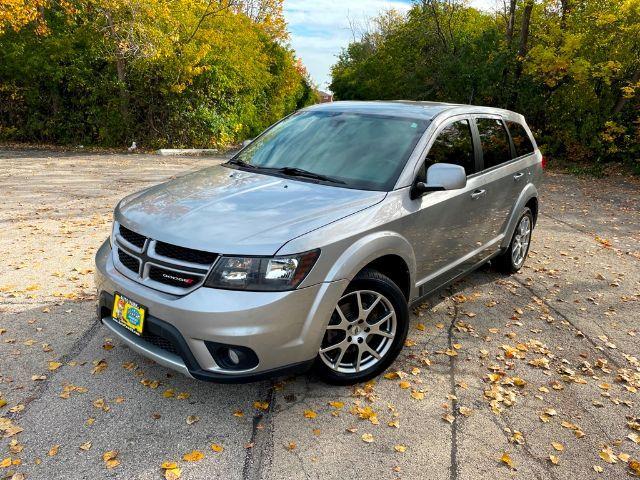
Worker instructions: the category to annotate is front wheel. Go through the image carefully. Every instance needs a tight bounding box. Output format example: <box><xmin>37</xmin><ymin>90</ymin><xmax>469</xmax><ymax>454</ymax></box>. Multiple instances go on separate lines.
<box><xmin>494</xmin><ymin>207</ymin><xmax>533</xmax><ymax>273</ymax></box>
<box><xmin>314</xmin><ymin>269</ymin><xmax>409</xmax><ymax>385</ymax></box>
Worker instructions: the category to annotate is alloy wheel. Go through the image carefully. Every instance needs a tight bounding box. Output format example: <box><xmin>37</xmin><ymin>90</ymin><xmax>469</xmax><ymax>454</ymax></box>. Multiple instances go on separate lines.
<box><xmin>512</xmin><ymin>215</ymin><xmax>531</xmax><ymax>268</ymax></box>
<box><xmin>319</xmin><ymin>289</ymin><xmax>396</xmax><ymax>374</ymax></box>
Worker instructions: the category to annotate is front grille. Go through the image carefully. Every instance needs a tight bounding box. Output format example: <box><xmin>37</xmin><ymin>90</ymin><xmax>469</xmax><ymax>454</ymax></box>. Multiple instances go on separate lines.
<box><xmin>142</xmin><ymin>330</ymin><xmax>181</xmax><ymax>357</ymax></box>
<box><xmin>119</xmin><ymin>225</ymin><xmax>146</xmax><ymax>248</ymax></box>
<box><xmin>148</xmin><ymin>265</ymin><xmax>203</xmax><ymax>288</ymax></box>
<box><xmin>155</xmin><ymin>241</ymin><xmax>218</xmax><ymax>265</ymax></box>
<box><xmin>118</xmin><ymin>249</ymin><xmax>140</xmax><ymax>274</ymax></box>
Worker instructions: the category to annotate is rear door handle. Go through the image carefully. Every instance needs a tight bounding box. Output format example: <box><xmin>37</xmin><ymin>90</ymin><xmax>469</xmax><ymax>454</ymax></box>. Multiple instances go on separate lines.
<box><xmin>470</xmin><ymin>189</ymin><xmax>486</xmax><ymax>200</ymax></box>
<box><xmin>513</xmin><ymin>172</ymin><xmax>524</xmax><ymax>181</ymax></box>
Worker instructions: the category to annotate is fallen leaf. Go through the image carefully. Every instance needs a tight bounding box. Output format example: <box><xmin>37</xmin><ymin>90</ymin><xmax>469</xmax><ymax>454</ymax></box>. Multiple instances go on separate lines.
<box><xmin>48</xmin><ymin>361</ymin><xmax>62</xmax><ymax>371</ymax></box>
<box><xmin>552</xmin><ymin>442</ymin><xmax>564</xmax><ymax>452</ymax></box>
<box><xmin>253</xmin><ymin>401</ymin><xmax>269</xmax><ymax>411</ymax></box>
<box><xmin>186</xmin><ymin>415</ymin><xmax>199</xmax><ymax>425</ymax></box>
<box><xmin>599</xmin><ymin>446</ymin><xmax>618</xmax><ymax>464</ymax></box>
<box><xmin>361</xmin><ymin>433</ymin><xmax>374</xmax><ymax>443</ymax></box>
<box><xmin>394</xmin><ymin>444</ymin><xmax>407</xmax><ymax>453</ymax></box>
<box><xmin>48</xmin><ymin>444</ymin><xmax>60</xmax><ymax>457</ymax></box>
<box><xmin>182</xmin><ymin>450</ymin><xmax>204</xmax><ymax>462</ymax></box>
<box><xmin>303</xmin><ymin>409</ymin><xmax>317</xmax><ymax>419</ymax></box>
<box><xmin>500</xmin><ymin>452</ymin><xmax>515</xmax><ymax>469</ymax></box>
<box><xmin>549</xmin><ymin>454</ymin><xmax>559</xmax><ymax>465</ymax></box>
<box><xmin>211</xmin><ymin>444</ymin><xmax>224</xmax><ymax>453</ymax></box>
<box><xmin>79</xmin><ymin>442</ymin><xmax>92</xmax><ymax>451</ymax></box>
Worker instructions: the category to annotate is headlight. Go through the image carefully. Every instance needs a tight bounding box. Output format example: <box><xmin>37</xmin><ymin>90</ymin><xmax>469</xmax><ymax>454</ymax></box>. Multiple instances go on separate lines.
<box><xmin>204</xmin><ymin>250</ymin><xmax>320</xmax><ymax>291</ymax></box>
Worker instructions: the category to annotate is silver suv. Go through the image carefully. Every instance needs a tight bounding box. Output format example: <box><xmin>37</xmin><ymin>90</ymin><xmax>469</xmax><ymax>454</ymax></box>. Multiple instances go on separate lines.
<box><xmin>95</xmin><ymin>101</ymin><xmax>543</xmax><ymax>384</ymax></box>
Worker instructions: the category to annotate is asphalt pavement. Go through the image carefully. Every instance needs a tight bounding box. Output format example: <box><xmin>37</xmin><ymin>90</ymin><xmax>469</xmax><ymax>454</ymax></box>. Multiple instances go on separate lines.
<box><xmin>0</xmin><ymin>149</ymin><xmax>638</xmax><ymax>480</ymax></box>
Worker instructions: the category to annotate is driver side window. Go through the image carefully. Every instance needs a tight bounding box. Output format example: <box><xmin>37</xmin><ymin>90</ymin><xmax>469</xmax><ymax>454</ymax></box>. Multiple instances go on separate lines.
<box><xmin>417</xmin><ymin>119</ymin><xmax>475</xmax><ymax>181</ymax></box>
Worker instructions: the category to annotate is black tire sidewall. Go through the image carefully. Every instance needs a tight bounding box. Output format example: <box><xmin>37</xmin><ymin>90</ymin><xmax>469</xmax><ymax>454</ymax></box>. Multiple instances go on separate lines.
<box><xmin>313</xmin><ymin>270</ymin><xmax>409</xmax><ymax>385</ymax></box>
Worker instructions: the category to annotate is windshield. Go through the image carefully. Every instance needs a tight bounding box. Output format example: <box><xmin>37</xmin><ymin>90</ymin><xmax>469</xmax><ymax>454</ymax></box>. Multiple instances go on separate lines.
<box><xmin>230</xmin><ymin>110</ymin><xmax>429</xmax><ymax>191</ymax></box>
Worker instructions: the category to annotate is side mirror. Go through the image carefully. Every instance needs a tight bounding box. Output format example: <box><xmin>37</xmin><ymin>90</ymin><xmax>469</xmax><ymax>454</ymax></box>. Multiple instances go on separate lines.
<box><xmin>411</xmin><ymin>163</ymin><xmax>467</xmax><ymax>199</ymax></box>
<box><xmin>241</xmin><ymin>138</ymin><xmax>254</xmax><ymax>148</ymax></box>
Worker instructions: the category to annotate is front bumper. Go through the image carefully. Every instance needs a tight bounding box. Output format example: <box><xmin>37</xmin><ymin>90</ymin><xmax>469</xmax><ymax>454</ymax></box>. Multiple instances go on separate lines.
<box><xmin>95</xmin><ymin>239</ymin><xmax>348</xmax><ymax>382</ymax></box>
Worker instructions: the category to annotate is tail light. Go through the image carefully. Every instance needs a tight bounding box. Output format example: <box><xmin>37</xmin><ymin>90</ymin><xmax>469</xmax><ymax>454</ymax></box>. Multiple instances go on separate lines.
<box><xmin>540</xmin><ymin>156</ymin><xmax>547</xmax><ymax>169</ymax></box>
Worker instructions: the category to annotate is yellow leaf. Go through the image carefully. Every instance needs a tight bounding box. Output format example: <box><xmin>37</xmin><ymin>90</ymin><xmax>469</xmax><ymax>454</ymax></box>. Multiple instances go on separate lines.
<box><xmin>361</xmin><ymin>433</ymin><xmax>374</xmax><ymax>443</ymax></box>
<box><xmin>416</xmin><ymin>323</ymin><xmax>425</xmax><ymax>331</ymax></box>
<box><xmin>552</xmin><ymin>442</ymin><xmax>564</xmax><ymax>451</ymax></box>
<box><xmin>410</xmin><ymin>390</ymin><xmax>425</xmax><ymax>400</ymax></box>
<box><xmin>48</xmin><ymin>444</ymin><xmax>60</xmax><ymax>457</ymax></box>
<box><xmin>399</xmin><ymin>380</ymin><xmax>411</xmax><ymax>389</ymax></box>
<box><xmin>48</xmin><ymin>361</ymin><xmax>62</xmax><ymax>371</ymax></box>
<box><xmin>287</xmin><ymin>442</ymin><xmax>296</xmax><ymax>451</ymax></box>
<box><xmin>328</xmin><ymin>401</ymin><xmax>344</xmax><ymax>409</ymax></box>
<box><xmin>164</xmin><ymin>467</ymin><xmax>182</xmax><ymax>480</ymax></box>
<box><xmin>106</xmin><ymin>459</ymin><xmax>120</xmax><ymax>470</ymax></box>
<box><xmin>394</xmin><ymin>444</ymin><xmax>407</xmax><ymax>453</ymax></box>
<box><xmin>599</xmin><ymin>446</ymin><xmax>618</xmax><ymax>464</ymax></box>
<box><xmin>442</xmin><ymin>413</ymin><xmax>455</xmax><ymax>424</ymax></box>
<box><xmin>233</xmin><ymin>410</ymin><xmax>244</xmax><ymax>417</ymax></box>
<box><xmin>102</xmin><ymin>450</ymin><xmax>118</xmax><ymax>462</ymax></box>
<box><xmin>253</xmin><ymin>401</ymin><xmax>269</xmax><ymax>411</ymax></box>
<box><xmin>182</xmin><ymin>450</ymin><xmax>204</xmax><ymax>462</ymax></box>
<box><xmin>383</xmin><ymin>371</ymin><xmax>399</xmax><ymax>380</ymax></box>
<box><xmin>549</xmin><ymin>454</ymin><xmax>559</xmax><ymax>465</ymax></box>
<box><xmin>161</xmin><ymin>461</ymin><xmax>178</xmax><ymax>469</ymax></box>
<box><xmin>211</xmin><ymin>444</ymin><xmax>224</xmax><ymax>453</ymax></box>
<box><xmin>163</xmin><ymin>389</ymin><xmax>175</xmax><ymax>398</ymax></box>
<box><xmin>303</xmin><ymin>409</ymin><xmax>317</xmax><ymax>419</ymax></box>
<box><xmin>79</xmin><ymin>442</ymin><xmax>92</xmax><ymax>451</ymax></box>
<box><xmin>500</xmin><ymin>452</ymin><xmax>515</xmax><ymax>469</ymax></box>
<box><xmin>0</xmin><ymin>458</ymin><xmax>11</xmax><ymax>468</ymax></box>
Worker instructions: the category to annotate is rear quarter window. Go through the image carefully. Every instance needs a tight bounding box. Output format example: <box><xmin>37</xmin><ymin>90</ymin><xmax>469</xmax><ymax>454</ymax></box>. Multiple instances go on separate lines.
<box><xmin>476</xmin><ymin>117</ymin><xmax>511</xmax><ymax>169</ymax></box>
<box><xmin>506</xmin><ymin>121</ymin><xmax>535</xmax><ymax>157</ymax></box>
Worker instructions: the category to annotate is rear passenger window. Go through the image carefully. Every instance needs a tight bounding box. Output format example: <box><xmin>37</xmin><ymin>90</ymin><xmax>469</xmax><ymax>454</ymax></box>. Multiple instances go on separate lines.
<box><xmin>506</xmin><ymin>121</ymin><xmax>535</xmax><ymax>157</ymax></box>
<box><xmin>424</xmin><ymin>119</ymin><xmax>475</xmax><ymax>175</ymax></box>
<box><xmin>476</xmin><ymin>118</ymin><xmax>511</xmax><ymax>169</ymax></box>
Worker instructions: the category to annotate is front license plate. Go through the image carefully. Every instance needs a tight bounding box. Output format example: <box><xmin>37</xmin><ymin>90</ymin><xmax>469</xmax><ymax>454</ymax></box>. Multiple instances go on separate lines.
<box><xmin>112</xmin><ymin>293</ymin><xmax>146</xmax><ymax>336</ymax></box>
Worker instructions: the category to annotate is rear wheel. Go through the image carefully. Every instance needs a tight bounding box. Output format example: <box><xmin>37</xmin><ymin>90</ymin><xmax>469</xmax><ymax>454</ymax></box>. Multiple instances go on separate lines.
<box><xmin>494</xmin><ymin>207</ymin><xmax>533</xmax><ymax>273</ymax></box>
<box><xmin>314</xmin><ymin>269</ymin><xmax>409</xmax><ymax>385</ymax></box>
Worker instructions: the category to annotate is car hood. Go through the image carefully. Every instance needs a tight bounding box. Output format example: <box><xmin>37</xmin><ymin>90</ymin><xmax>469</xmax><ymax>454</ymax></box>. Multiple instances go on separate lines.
<box><xmin>115</xmin><ymin>164</ymin><xmax>386</xmax><ymax>255</ymax></box>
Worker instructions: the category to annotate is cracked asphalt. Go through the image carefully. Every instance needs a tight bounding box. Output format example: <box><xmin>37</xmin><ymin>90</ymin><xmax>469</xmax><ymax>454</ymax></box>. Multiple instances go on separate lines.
<box><xmin>1</xmin><ymin>149</ymin><xmax>639</xmax><ymax>480</ymax></box>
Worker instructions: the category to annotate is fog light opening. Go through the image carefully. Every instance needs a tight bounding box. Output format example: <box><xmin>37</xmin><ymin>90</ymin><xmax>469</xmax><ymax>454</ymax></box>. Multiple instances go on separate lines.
<box><xmin>205</xmin><ymin>341</ymin><xmax>259</xmax><ymax>371</ymax></box>
<box><xmin>227</xmin><ymin>348</ymin><xmax>241</xmax><ymax>365</ymax></box>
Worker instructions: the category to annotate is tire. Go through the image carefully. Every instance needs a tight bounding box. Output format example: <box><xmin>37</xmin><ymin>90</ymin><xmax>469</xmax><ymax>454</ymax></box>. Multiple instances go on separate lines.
<box><xmin>313</xmin><ymin>268</ymin><xmax>409</xmax><ymax>385</ymax></box>
<box><xmin>494</xmin><ymin>207</ymin><xmax>533</xmax><ymax>273</ymax></box>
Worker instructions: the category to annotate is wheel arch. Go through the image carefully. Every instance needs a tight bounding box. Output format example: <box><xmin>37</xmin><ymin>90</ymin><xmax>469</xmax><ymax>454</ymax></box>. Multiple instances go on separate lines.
<box><xmin>501</xmin><ymin>183</ymin><xmax>539</xmax><ymax>250</ymax></box>
<box><xmin>322</xmin><ymin>231</ymin><xmax>417</xmax><ymax>300</ymax></box>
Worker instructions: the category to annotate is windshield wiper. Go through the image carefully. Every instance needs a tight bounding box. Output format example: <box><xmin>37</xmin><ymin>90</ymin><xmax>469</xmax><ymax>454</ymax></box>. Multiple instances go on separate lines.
<box><xmin>226</xmin><ymin>158</ymin><xmax>254</xmax><ymax>168</ymax></box>
<box><xmin>273</xmin><ymin>166</ymin><xmax>345</xmax><ymax>184</ymax></box>
<box><xmin>226</xmin><ymin>161</ymin><xmax>345</xmax><ymax>185</ymax></box>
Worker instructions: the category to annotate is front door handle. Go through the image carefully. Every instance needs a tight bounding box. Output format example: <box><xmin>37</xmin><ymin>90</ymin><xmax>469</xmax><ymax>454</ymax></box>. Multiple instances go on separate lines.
<box><xmin>513</xmin><ymin>172</ymin><xmax>524</xmax><ymax>181</ymax></box>
<box><xmin>470</xmin><ymin>189</ymin><xmax>486</xmax><ymax>200</ymax></box>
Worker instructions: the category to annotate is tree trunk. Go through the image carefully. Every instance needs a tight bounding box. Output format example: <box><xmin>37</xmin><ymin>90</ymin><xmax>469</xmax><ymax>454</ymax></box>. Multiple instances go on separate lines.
<box><xmin>517</xmin><ymin>1</ymin><xmax>533</xmax><ymax>59</ymax></box>
<box><xmin>104</xmin><ymin>11</ymin><xmax>130</xmax><ymax>127</ymax></box>
<box><xmin>509</xmin><ymin>1</ymin><xmax>534</xmax><ymax>108</ymax></box>
<box><xmin>506</xmin><ymin>0</ymin><xmax>516</xmax><ymax>42</ymax></box>
<box><xmin>612</xmin><ymin>66</ymin><xmax>640</xmax><ymax>117</ymax></box>
<box><xmin>560</xmin><ymin>0</ymin><xmax>570</xmax><ymax>31</ymax></box>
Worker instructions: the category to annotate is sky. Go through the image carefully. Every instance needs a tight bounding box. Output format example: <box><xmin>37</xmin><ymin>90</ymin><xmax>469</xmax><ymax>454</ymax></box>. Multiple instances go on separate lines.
<box><xmin>284</xmin><ymin>0</ymin><xmax>496</xmax><ymax>92</ymax></box>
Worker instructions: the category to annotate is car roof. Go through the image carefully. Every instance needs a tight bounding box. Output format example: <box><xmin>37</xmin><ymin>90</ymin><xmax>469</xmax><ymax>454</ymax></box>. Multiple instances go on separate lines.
<box><xmin>303</xmin><ymin>100</ymin><xmax>521</xmax><ymax>122</ymax></box>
